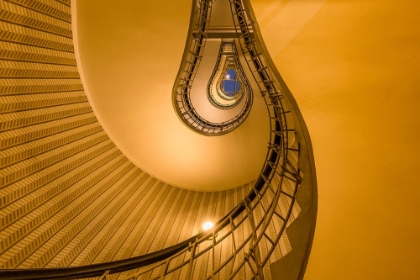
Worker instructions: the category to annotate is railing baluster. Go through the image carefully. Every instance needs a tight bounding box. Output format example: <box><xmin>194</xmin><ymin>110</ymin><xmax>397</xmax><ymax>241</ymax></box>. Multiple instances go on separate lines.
<box><xmin>245</xmin><ymin>198</ymin><xmax>264</xmax><ymax>279</ymax></box>
<box><xmin>186</xmin><ymin>241</ymin><xmax>198</xmax><ymax>280</ymax></box>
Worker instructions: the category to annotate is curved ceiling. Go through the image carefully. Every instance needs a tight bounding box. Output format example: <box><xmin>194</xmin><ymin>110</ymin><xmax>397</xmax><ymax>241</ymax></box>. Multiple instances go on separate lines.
<box><xmin>75</xmin><ymin>0</ymin><xmax>270</xmax><ymax>191</ymax></box>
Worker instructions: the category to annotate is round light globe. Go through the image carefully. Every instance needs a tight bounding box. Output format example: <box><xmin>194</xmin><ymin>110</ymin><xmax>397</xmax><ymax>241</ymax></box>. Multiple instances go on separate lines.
<box><xmin>202</xmin><ymin>222</ymin><xmax>214</xmax><ymax>231</ymax></box>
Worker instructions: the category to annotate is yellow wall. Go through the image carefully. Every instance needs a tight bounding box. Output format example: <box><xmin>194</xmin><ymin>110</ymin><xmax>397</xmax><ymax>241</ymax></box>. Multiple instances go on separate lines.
<box><xmin>252</xmin><ymin>0</ymin><xmax>420</xmax><ymax>278</ymax></box>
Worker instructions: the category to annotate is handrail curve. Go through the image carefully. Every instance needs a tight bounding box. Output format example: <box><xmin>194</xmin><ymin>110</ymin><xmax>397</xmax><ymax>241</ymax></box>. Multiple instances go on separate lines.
<box><xmin>172</xmin><ymin>0</ymin><xmax>253</xmax><ymax>136</ymax></box>
<box><xmin>0</xmin><ymin>0</ymin><xmax>316</xmax><ymax>279</ymax></box>
<box><xmin>207</xmin><ymin>41</ymin><xmax>251</xmax><ymax>110</ymax></box>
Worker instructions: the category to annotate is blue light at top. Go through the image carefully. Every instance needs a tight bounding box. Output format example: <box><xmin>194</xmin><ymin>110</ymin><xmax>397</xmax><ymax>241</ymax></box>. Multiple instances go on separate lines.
<box><xmin>222</xmin><ymin>69</ymin><xmax>240</xmax><ymax>96</ymax></box>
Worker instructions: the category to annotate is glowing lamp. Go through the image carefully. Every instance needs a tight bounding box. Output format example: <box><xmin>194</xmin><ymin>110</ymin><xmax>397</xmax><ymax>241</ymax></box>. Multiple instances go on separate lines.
<box><xmin>202</xmin><ymin>222</ymin><xmax>214</xmax><ymax>231</ymax></box>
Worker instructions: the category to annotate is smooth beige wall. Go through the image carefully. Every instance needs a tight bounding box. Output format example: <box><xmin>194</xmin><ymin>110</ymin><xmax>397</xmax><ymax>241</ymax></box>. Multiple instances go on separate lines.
<box><xmin>251</xmin><ymin>0</ymin><xmax>420</xmax><ymax>278</ymax></box>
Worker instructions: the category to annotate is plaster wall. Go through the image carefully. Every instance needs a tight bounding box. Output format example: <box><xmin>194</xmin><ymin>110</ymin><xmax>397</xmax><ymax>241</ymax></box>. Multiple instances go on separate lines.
<box><xmin>251</xmin><ymin>0</ymin><xmax>420</xmax><ymax>278</ymax></box>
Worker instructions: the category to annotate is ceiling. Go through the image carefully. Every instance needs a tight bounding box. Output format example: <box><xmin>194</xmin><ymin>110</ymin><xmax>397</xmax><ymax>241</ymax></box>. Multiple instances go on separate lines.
<box><xmin>75</xmin><ymin>0</ymin><xmax>420</xmax><ymax>278</ymax></box>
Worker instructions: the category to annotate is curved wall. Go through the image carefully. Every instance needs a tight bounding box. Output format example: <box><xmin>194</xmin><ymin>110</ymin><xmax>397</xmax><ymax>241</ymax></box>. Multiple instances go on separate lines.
<box><xmin>0</xmin><ymin>0</ymin><xmax>257</xmax><ymax>270</ymax></box>
<box><xmin>74</xmin><ymin>0</ymin><xmax>270</xmax><ymax>191</ymax></box>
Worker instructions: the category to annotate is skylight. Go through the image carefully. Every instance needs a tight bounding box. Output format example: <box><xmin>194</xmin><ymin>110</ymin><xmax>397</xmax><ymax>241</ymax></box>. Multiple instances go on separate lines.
<box><xmin>221</xmin><ymin>68</ymin><xmax>241</xmax><ymax>96</ymax></box>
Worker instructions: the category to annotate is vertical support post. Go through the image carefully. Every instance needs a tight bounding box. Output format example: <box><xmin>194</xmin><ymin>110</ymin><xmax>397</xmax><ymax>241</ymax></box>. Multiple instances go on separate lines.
<box><xmin>244</xmin><ymin>198</ymin><xmax>264</xmax><ymax>280</ymax></box>
<box><xmin>159</xmin><ymin>259</ymin><xmax>170</xmax><ymax>279</ymax></box>
<box><xmin>229</xmin><ymin>216</ymin><xmax>237</xmax><ymax>276</ymax></box>
<box><xmin>209</xmin><ymin>231</ymin><xmax>216</xmax><ymax>279</ymax></box>
<box><xmin>186</xmin><ymin>240</ymin><xmax>198</xmax><ymax>280</ymax></box>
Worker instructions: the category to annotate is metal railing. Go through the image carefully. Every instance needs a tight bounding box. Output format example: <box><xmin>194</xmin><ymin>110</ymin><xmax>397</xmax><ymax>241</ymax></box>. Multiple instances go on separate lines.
<box><xmin>0</xmin><ymin>0</ymin><xmax>312</xmax><ymax>279</ymax></box>
<box><xmin>172</xmin><ymin>0</ymin><xmax>253</xmax><ymax>136</ymax></box>
<box><xmin>118</xmin><ymin>1</ymin><xmax>305</xmax><ymax>278</ymax></box>
<box><xmin>207</xmin><ymin>41</ymin><xmax>252</xmax><ymax>110</ymax></box>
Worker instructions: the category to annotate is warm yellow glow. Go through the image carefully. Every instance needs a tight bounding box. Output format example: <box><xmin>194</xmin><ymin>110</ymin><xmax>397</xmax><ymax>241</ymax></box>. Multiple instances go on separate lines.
<box><xmin>202</xmin><ymin>222</ymin><xmax>214</xmax><ymax>231</ymax></box>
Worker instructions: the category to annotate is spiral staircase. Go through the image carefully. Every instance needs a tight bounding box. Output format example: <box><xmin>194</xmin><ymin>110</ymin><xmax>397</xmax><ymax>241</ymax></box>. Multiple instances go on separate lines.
<box><xmin>0</xmin><ymin>0</ymin><xmax>317</xmax><ymax>279</ymax></box>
